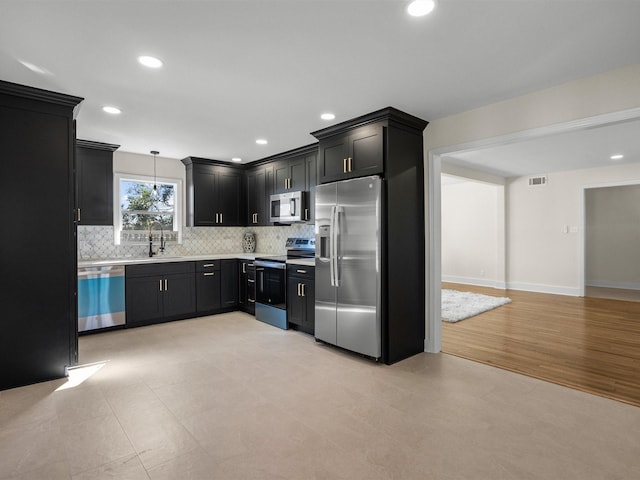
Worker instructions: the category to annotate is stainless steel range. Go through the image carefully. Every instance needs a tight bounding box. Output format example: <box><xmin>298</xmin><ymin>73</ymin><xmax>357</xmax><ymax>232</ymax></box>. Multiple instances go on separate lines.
<box><xmin>254</xmin><ymin>237</ymin><xmax>314</xmax><ymax>330</ymax></box>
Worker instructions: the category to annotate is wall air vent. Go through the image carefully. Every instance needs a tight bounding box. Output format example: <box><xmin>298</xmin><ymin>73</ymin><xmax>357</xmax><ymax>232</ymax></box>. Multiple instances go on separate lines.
<box><xmin>528</xmin><ymin>175</ymin><xmax>547</xmax><ymax>186</ymax></box>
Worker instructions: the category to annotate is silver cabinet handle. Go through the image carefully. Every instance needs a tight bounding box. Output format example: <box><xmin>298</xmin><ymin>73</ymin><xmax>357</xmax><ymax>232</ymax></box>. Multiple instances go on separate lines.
<box><xmin>343</xmin><ymin>158</ymin><xmax>347</xmax><ymax>173</ymax></box>
<box><xmin>348</xmin><ymin>157</ymin><xmax>353</xmax><ymax>172</ymax></box>
<box><xmin>248</xmin><ymin>299</ymin><xmax>255</xmax><ymax>303</ymax></box>
<box><xmin>220</xmin><ymin>213</ymin><xmax>223</xmax><ymax>224</ymax></box>
<box><xmin>242</xmin><ymin>263</ymin><xmax>246</xmax><ymax>274</ymax></box>
<box><xmin>297</xmin><ymin>283</ymin><xmax>301</xmax><ymax>296</ymax></box>
<box><xmin>203</xmin><ymin>272</ymin><xmax>215</xmax><ymax>276</ymax></box>
<box><xmin>296</xmin><ymin>269</ymin><xmax>307</xmax><ymax>274</ymax></box>
<box><xmin>159</xmin><ymin>279</ymin><xmax>163</xmax><ymax>291</ymax></box>
<box><xmin>248</xmin><ymin>263</ymin><xmax>254</xmax><ymax>267</ymax></box>
<box><xmin>304</xmin><ymin>208</ymin><xmax>309</xmax><ymax>221</ymax></box>
<box><xmin>77</xmin><ymin>208</ymin><xmax>81</xmax><ymax>222</ymax></box>
<box><xmin>247</xmin><ymin>278</ymin><xmax>255</xmax><ymax>283</ymax></box>
<box><xmin>203</xmin><ymin>263</ymin><xmax>215</xmax><ymax>267</ymax></box>
<box><xmin>301</xmin><ymin>283</ymin><xmax>305</xmax><ymax>297</ymax></box>
<box><xmin>164</xmin><ymin>279</ymin><xmax>168</xmax><ymax>291</ymax></box>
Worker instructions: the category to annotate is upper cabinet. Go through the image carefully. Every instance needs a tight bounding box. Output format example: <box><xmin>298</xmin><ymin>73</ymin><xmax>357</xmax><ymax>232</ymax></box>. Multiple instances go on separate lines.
<box><xmin>314</xmin><ymin>124</ymin><xmax>383</xmax><ymax>184</ymax></box>
<box><xmin>273</xmin><ymin>154</ymin><xmax>306</xmax><ymax>194</ymax></box>
<box><xmin>182</xmin><ymin>157</ymin><xmax>245</xmax><ymax>226</ymax></box>
<box><xmin>246</xmin><ymin>163</ymin><xmax>273</xmax><ymax>226</ymax></box>
<box><xmin>311</xmin><ymin>107</ymin><xmax>427</xmax><ymax>185</ymax></box>
<box><xmin>76</xmin><ymin>139</ymin><xmax>119</xmax><ymax>226</ymax></box>
<box><xmin>249</xmin><ymin>144</ymin><xmax>318</xmax><ymax>224</ymax></box>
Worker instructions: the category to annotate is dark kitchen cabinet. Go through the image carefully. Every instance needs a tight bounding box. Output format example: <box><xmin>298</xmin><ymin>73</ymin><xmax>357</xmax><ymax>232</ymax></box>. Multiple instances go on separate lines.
<box><xmin>126</xmin><ymin>262</ymin><xmax>196</xmax><ymax>327</ymax></box>
<box><xmin>315</xmin><ymin>124</ymin><xmax>383</xmax><ymax>184</ymax></box>
<box><xmin>252</xmin><ymin>143</ymin><xmax>318</xmax><ymax>223</ymax></box>
<box><xmin>273</xmin><ymin>155</ymin><xmax>306</xmax><ymax>194</ymax></box>
<box><xmin>246</xmin><ymin>164</ymin><xmax>273</xmax><ymax>226</ymax></box>
<box><xmin>304</xmin><ymin>150</ymin><xmax>317</xmax><ymax>224</ymax></box>
<box><xmin>221</xmin><ymin>259</ymin><xmax>238</xmax><ymax>308</ymax></box>
<box><xmin>76</xmin><ymin>139</ymin><xmax>119</xmax><ymax>225</ymax></box>
<box><xmin>182</xmin><ymin>157</ymin><xmax>245</xmax><ymax>226</ymax></box>
<box><xmin>196</xmin><ymin>259</ymin><xmax>237</xmax><ymax>313</ymax></box>
<box><xmin>287</xmin><ymin>265</ymin><xmax>315</xmax><ymax>335</ymax></box>
<box><xmin>1</xmin><ymin>81</ymin><xmax>83</xmax><ymax>390</ymax></box>
<box><xmin>238</xmin><ymin>259</ymin><xmax>256</xmax><ymax>314</ymax></box>
<box><xmin>196</xmin><ymin>261</ymin><xmax>222</xmax><ymax>311</ymax></box>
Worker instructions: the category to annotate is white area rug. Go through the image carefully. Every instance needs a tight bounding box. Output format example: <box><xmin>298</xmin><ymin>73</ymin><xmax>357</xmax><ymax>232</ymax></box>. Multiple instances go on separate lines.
<box><xmin>442</xmin><ymin>289</ymin><xmax>512</xmax><ymax>323</ymax></box>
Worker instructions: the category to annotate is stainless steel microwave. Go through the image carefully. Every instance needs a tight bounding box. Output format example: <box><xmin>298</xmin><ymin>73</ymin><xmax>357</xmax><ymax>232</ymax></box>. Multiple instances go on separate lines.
<box><xmin>270</xmin><ymin>191</ymin><xmax>308</xmax><ymax>223</ymax></box>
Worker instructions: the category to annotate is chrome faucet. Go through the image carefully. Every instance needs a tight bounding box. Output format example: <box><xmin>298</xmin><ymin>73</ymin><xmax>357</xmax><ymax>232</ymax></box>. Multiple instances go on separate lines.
<box><xmin>148</xmin><ymin>221</ymin><xmax>166</xmax><ymax>257</ymax></box>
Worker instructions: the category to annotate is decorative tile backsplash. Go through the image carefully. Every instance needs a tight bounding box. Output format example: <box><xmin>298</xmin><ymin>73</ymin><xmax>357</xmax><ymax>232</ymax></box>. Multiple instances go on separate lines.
<box><xmin>78</xmin><ymin>224</ymin><xmax>316</xmax><ymax>260</ymax></box>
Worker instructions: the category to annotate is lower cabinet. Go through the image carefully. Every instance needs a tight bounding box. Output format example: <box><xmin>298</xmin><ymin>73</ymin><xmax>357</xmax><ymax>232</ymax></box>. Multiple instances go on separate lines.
<box><xmin>238</xmin><ymin>259</ymin><xmax>256</xmax><ymax>315</ymax></box>
<box><xmin>286</xmin><ymin>265</ymin><xmax>315</xmax><ymax>335</ymax></box>
<box><xmin>196</xmin><ymin>259</ymin><xmax>238</xmax><ymax>313</ymax></box>
<box><xmin>126</xmin><ymin>262</ymin><xmax>196</xmax><ymax>327</ymax></box>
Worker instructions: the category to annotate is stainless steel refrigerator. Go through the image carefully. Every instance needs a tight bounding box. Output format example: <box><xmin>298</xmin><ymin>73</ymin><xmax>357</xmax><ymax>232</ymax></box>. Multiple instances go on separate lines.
<box><xmin>315</xmin><ymin>175</ymin><xmax>382</xmax><ymax>359</ymax></box>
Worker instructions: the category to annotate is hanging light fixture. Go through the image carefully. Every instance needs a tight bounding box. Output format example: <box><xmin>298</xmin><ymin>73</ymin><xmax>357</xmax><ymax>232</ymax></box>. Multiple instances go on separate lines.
<box><xmin>150</xmin><ymin>150</ymin><xmax>159</xmax><ymax>195</ymax></box>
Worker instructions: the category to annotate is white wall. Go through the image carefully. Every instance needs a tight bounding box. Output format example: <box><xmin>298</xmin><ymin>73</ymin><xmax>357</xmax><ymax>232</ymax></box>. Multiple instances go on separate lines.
<box><xmin>585</xmin><ymin>184</ymin><xmax>640</xmax><ymax>289</ymax></box>
<box><xmin>441</xmin><ymin>180</ymin><xmax>503</xmax><ymax>287</ymax></box>
<box><xmin>506</xmin><ymin>162</ymin><xmax>640</xmax><ymax>295</ymax></box>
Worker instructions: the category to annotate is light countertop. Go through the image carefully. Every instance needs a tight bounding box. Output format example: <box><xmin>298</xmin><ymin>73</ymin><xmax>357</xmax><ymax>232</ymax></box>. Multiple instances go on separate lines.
<box><xmin>78</xmin><ymin>253</ymin><xmax>315</xmax><ymax>268</ymax></box>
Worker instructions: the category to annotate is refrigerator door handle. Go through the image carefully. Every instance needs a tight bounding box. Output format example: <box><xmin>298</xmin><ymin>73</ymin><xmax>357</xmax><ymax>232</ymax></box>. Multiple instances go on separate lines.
<box><xmin>329</xmin><ymin>205</ymin><xmax>337</xmax><ymax>287</ymax></box>
<box><xmin>333</xmin><ymin>205</ymin><xmax>343</xmax><ymax>287</ymax></box>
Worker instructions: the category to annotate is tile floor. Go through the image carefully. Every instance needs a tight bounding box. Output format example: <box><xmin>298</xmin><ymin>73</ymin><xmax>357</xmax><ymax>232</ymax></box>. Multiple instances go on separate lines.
<box><xmin>1</xmin><ymin>312</ymin><xmax>639</xmax><ymax>479</ymax></box>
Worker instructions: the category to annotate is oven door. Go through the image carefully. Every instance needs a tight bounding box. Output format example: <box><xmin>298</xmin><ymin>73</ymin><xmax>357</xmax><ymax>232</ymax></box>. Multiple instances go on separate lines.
<box><xmin>255</xmin><ymin>261</ymin><xmax>286</xmax><ymax>309</ymax></box>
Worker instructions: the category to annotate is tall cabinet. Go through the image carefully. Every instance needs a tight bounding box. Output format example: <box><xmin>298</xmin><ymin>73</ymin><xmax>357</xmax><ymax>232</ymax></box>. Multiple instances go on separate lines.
<box><xmin>311</xmin><ymin>107</ymin><xmax>428</xmax><ymax>365</ymax></box>
<box><xmin>0</xmin><ymin>80</ymin><xmax>83</xmax><ymax>390</ymax></box>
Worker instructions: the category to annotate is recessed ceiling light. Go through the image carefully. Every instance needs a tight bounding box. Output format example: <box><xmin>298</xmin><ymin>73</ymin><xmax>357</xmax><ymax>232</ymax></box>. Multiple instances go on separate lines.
<box><xmin>137</xmin><ymin>55</ymin><xmax>163</xmax><ymax>68</ymax></box>
<box><xmin>610</xmin><ymin>154</ymin><xmax>624</xmax><ymax>160</ymax></box>
<box><xmin>321</xmin><ymin>113</ymin><xmax>336</xmax><ymax>121</ymax></box>
<box><xmin>102</xmin><ymin>106</ymin><xmax>121</xmax><ymax>115</ymax></box>
<box><xmin>231</xmin><ymin>157</ymin><xmax>242</xmax><ymax>163</ymax></box>
<box><xmin>256</xmin><ymin>139</ymin><xmax>268</xmax><ymax>145</ymax></box>
<box><xmin>407</xmin><ymin>0</ymin><xmax>436</xmax><ymax>17</ymax></box>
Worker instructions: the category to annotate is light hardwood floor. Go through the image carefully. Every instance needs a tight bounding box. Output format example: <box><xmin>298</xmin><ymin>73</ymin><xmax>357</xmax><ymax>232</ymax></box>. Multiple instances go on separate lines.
<box><xmin>442</xmin><ymin>282</ymin><xmax>640</xmax><ymax>407</ymax></box>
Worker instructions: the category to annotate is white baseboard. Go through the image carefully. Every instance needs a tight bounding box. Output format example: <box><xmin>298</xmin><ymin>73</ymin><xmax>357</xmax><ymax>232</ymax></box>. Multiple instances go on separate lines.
<box><xmin>506</xmin><ymin>282</ymin><xmax>581</xmax><ymax>297</ymax></box>
<box><xmin>586</xmin><ymin>280</ymin><xmax>640</xmax><ymax>291</ymax></box>
<box><xmin>442</xmin><ymin>275</ymin><xmax>506</xmax><ymax>290</ymax></box>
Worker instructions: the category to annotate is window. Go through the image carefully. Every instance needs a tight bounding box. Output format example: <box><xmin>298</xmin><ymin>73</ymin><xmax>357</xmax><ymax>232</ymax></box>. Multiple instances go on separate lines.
<box><xmin>114</xmin><ymin>173</ymin><xmax>182</xmax><ymax>245</ymax></box>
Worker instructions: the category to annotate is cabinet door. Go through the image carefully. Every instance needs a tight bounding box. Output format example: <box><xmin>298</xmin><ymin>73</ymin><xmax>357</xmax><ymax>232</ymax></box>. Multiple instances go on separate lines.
<box><xmin>247</xmin><ymin>167</ymin><xmax>268</xmax><ymax>225</ymax></box>
<box><xmin>163</xmin><ymin>272</ymin><xmax>197</xmax><ymax>318</ymax></box>
<box><xmin>76</xmin><ymin>145</ymin><xmax>113</xmax><ymax>225</ymax></box>
<box><xmin>289</xmin><ymin>155</ymin><xmax>306</xmax><ymax>191</ymax></box>
<box><xmin>318</xmin><ymin>135</ymin><xmax>349</xmax><ymax>184</ymax></box>
<box><xmin>196</xmin><ymin>270</ymin><xmax>221</xmax><ymax>312</ymax></box>
<box><xmin>126</xmin><ymin>276</ymin><xmax>163</xmax><ymax>324</ymax></box>
<box><xmin>219</xmin><ymin>169</ymin><xmax>243</xmax><ymax>226</ymax></box>
<box><xmin>349</xmin><ymin>125</ymin><xmax>384</xmax><ymax>178</ymax></box>
<box><xmin>193</xmin><ymin>165</ymin><xmax>218</xmax><ymax>226</ymax></box>
<box><xmin>238</xmin><ymin>262</ymin><xmax>248</xmax><ymax>307</ymax></box>
<box><xmin>303</xmin><ymin>278</ymin><xmax>315</xmax><ymax>335</ymax></box>
<box><xmin>221</xmin><ymin>259</ymin><xmax>238</xmax><ymax>307</ymax></box>
<box><xmin>273</xmin><ymin>160</ymin><xmax>290</xmax><ymax>194</ymax></box>
<box><xmin>304</xmin><ymin>152</ymin><xmax>317</xmax><ymax>223</ymax></box>
<box><xmin>287</xmin><ymin>276</ymin><xmax>305</xmax><ymax>326</ymax></box>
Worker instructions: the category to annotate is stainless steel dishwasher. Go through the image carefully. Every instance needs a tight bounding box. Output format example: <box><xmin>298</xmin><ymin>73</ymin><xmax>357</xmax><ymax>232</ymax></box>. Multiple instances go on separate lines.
<box><xmin>77</xmin><ymin>265</ymin><xmax>126</xmax><ymax>332</ymax></box>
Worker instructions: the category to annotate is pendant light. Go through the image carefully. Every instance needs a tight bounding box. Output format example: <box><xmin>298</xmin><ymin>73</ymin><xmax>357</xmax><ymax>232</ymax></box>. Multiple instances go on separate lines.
<box><xmin>151</xmin><ymin>150</ymin><xmax>159</xmax><ymax>194</ymax></box>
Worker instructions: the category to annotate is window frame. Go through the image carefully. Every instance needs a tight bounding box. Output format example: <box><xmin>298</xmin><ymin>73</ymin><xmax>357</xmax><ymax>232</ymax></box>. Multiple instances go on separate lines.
<box><xmin>113</xmin><ymin>172</ymin><xmax>183</xmax><ymax>245</ymax></box>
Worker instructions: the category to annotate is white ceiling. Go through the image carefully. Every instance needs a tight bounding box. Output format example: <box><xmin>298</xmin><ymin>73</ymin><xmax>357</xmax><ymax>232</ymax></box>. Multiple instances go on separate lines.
<box><xmin>442</xmin><ymin>117</ymin><xmax>640</xmax><ymax>178</ymax></box>
<box><xmin>2</xmin><ymin>0</ymin><xmax>640</xmax><ymax>165</ymax></box>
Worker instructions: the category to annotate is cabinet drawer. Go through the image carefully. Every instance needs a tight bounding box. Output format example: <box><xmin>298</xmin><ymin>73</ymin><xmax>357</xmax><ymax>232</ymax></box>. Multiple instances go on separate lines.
<box><xmin>126</xmin><ymin>261</ymin><xmax>195</xmax><ymax>278</ymax></box>
<box><xmin>196</xmin><ymin>260</ymin><xmax>222</xmax><ymax>272</ymax></box>
<box><xmin>287</xmin><ymin>264</ymin><xmax>314</xmax><ymax>280</ymax></box>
